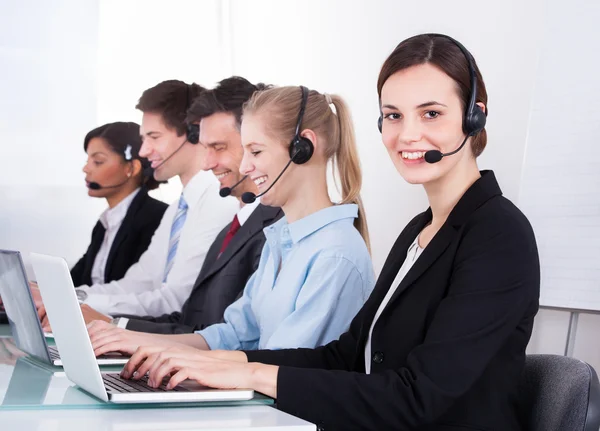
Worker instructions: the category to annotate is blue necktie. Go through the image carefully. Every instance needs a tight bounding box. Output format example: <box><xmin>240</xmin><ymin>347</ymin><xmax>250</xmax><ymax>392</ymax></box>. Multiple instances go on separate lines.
<box><xmin>163</xmin><ymin>194</ymin><xmax>188</xmax><ymax>282</ymax></box>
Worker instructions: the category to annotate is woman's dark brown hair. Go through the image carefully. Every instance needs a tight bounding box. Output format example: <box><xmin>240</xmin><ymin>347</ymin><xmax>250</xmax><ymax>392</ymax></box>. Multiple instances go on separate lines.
<box><xmin>377</xmin><ymin>34</ymin><xmax>488</xmax><ymax>157</ymax></box>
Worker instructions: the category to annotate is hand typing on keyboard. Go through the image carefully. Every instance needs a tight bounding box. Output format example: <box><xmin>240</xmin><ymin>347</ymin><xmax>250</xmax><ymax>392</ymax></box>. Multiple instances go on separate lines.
<box><xmin>88</xmin><ymin>320</ymin><xmax>183</xmax><ymax>357</ymax></box>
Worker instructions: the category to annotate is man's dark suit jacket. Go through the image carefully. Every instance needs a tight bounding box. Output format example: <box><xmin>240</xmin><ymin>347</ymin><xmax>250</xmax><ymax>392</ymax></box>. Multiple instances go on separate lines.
<box><xmin>246</xmin><ymin>171</ymin><xmax>540</xmax><ymax>431</ymax></box>
<box><xmin>124</xmin><ymin>204</ymin><xmax>283</xmax><ymax>334</ymax></box>
<box><xmin>70</xmin><ymin>188</ymin><xmax>168</xmax><ymax>287</ymax></box>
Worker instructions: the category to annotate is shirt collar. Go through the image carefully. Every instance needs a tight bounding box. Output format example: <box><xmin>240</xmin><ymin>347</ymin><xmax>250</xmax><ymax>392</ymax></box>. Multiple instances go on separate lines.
<box><xmin>181</xmin><ymin>170</ymin><xmax>218</xmax><ymax>212</ymax></box>
<box><xmin>99</xmin><ymin>187</ymin><xmax>141</xmax><ymax>229</ymax></box>
<box><xmin>264</xmin><ymin>203</ymin><xmax>358</xmax><ymax>245</ymax></box>
<box><xmin>237</xmin><ymin>198</ymin><xmax>260</xmax><ymax>226</ymax></box>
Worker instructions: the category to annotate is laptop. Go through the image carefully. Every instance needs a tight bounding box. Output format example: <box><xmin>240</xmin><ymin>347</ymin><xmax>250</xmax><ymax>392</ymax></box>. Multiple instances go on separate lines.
<box><xmin>31</xmin><ymin>252</ymin><xmax>254</xmax><ymax>403</ymax></box>
<box><xmin>0</xmin><ymin>249</ymin><xmax>128</xmax><ymax>366</ymax></box>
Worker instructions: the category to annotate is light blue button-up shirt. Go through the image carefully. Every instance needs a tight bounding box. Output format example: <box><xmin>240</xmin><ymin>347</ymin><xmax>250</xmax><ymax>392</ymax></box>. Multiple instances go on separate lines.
<box><xmin>197</xmin><ymin>204</ymin><xmax>375</xmax><ymax>351</ymax></box>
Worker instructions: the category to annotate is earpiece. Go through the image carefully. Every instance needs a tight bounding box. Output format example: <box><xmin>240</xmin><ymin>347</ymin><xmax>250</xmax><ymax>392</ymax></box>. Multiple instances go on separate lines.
<box><xmin>184</xmin><ymin>85</ymin><xmax>200</xmax><ymax>144</ymax></box>
<box><xmin>289</xmin><ymin>86</ymin><xmax>314</xmax><ymax>164</ymax></box>
<box><xmin>186</xmin><ymin>123</ymin><xmax>200</xmax><ymax>144</ymax></box>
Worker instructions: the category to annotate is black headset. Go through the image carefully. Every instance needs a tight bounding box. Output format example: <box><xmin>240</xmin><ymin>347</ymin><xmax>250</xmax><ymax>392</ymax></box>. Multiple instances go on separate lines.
<box><xmin>377</xmin><ymin>34</ymin><xmax>486</xmax><ymax>137</ymax></box>
<box><xmin>185</xmin><ymin>84</ymin><xmax>200</xmax><ymax>144</ymax></box>
<box><xmin>289</xmin><ymin>86</ymin><xmax>315</xmax><ymax>164</ymax></box>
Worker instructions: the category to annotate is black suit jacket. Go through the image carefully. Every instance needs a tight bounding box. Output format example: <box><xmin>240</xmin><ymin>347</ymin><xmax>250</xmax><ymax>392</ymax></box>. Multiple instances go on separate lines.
<box><xmin>124</xmin><ymin>204</ymin><xmax>283</xmax><ymax>334</ymax></box>
<box><xmin>70</xmin><ymin>188</ymin><xmax>168</xmax><ymax>287</ymax></box>
<box><xmin>247</xmin><ymin>171</ymin><xmax>540</xmax><ymax>431</ymax></box>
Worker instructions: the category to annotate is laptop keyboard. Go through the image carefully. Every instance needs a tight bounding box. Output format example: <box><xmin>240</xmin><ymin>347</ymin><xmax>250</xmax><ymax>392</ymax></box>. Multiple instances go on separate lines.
<box><xmin>103</xmin><ymin>373</ymin><xmax>190</xmax><ymax>393</ymax></box>
<box><xmin>48</xmin><ymin>345</ymin><xmax>60</xmax><ymax>361</ymax></box>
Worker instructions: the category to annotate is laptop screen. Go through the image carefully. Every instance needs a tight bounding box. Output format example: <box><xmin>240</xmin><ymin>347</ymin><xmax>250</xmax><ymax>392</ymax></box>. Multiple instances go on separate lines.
<box><xmin>0</xmin><ymin>250</ymin><xmax>50</xmax><ymax>362</ymax></box>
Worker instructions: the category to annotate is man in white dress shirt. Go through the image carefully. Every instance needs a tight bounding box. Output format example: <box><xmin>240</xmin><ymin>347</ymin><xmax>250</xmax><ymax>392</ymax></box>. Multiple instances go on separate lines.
<box><xmin>38</xmin><ymin>80</ymin><xmax>238</xmax><ymax>326</ymax></box>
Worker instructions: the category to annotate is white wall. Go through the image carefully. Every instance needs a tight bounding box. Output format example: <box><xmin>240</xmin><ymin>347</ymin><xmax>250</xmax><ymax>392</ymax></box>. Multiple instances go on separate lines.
<box><xmin>0</xmin><ymin>0</ymin><xmax>102</xmax><ymax>273</ymax></box>
<box><xmin>521</xmin><ymin>0</ymin><xmax>600</xmax><ymax>369</ymax></box>
<box><xmin>1</xmin><ymin>0</ymin><xmax>598</xmax><ymax>370</ymax></box>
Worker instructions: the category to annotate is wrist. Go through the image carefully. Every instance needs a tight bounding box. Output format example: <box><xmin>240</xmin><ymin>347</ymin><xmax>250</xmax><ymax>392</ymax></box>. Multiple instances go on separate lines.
<box><xmin>247</xmin><ymin>362</ymin><xmax>278</xmax><ymax>399</ymax></box>
<box><xmin>211</xmin><ymin>350</ymin><xmax>248</xmax><ymax>363</ymax></box>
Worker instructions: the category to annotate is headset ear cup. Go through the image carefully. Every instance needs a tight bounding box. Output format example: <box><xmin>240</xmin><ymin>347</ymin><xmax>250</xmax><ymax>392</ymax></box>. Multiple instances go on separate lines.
<box><xmin>290</xmin><ymin>137</ymin><xmax>314</xmax><ymax>165</ymax></box>
<box><xmin>377</xmin><ymin>115</ymin><xmax>383</xmax><ymax>133</ymax></box>
<box><xmin>465</xmin><ymin>105</ymin><xmax>487</xmax><ymax>136</ymax></box>
<box><xmin>186</xmin><ymin>123</ymin><xmax>200</xmax><ymax>144</ymax></box>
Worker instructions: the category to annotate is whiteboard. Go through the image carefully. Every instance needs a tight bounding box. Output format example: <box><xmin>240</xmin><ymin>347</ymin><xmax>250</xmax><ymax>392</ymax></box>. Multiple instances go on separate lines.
<box><xmin>518</xmin><ymin>0</ymin><xmax>600</xmax><ymax>311</ymax></box>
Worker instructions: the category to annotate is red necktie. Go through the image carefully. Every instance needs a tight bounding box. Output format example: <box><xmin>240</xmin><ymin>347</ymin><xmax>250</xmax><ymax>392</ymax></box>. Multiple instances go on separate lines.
<box><xmin>218</xmin><ymin>215</ymin><xmax>241</xmax><ymax>257</ymax></box>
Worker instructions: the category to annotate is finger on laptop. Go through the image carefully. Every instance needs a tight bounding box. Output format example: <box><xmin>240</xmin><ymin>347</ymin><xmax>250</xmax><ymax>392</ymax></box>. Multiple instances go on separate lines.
<box><xmin>121</xmin><ymin>345</ymin><xmax>164</xmax><ymax>379</ymax></box>
<box><xmin>148</xmin><ymin>357</ymin><xmax>191</xmax><ymax>388</ymax></box>
<box><xmin>94</xmin><ymin>338</ymin><xmax>138</xmax><ymax>357</ymax></box>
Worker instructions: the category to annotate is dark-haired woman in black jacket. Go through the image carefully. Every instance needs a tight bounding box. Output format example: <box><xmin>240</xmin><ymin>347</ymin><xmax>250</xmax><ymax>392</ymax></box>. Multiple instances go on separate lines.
<box><xmin>71</xmin><ymin>122</ymin><xmax>167</xmax><ymax>287</ymax></box>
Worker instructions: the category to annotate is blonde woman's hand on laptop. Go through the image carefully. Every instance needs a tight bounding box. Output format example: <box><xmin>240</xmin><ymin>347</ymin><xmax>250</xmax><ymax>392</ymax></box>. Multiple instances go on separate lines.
<box><xmin>122</xmin><ymin>344</ymin><xmax>223</xmax><ymax>381</ymax></box>
<box><xmin>88</xmin><ymin>320</ymin><xmax>179</xmax><ymax>357</ymax></box>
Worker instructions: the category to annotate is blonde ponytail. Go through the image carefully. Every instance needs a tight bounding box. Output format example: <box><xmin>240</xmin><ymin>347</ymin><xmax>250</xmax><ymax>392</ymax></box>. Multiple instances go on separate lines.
<box><xmin>329</xmin><ymin>95</ymin><xmax>371</xmax><ymax>253</ymax></box>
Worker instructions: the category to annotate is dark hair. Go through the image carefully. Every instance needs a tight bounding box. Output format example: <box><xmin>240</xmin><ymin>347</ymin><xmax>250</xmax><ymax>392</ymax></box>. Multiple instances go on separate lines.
<box><xmin>83</xmin><ymin>121</ymin><xmax>160</xmax><ymax>190</ymax></box>
<box><xmin>186</xmin><ymin>76</ymin><xmax>271</xmax><ymax>128</ymax></box>
<box><xmin>377</xmin><ymin>34</ymin><xmax>489</xmax><ymax>157</ymax></box>
<box><xmin>136</xmin><ymin>80</ymin><xmax>205</xmax><ymax>136</ymax></box>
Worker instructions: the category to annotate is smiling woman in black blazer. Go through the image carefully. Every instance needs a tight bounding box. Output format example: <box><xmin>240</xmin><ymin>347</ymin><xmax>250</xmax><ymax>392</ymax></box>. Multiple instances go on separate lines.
<box><xmin>70</xmin><ymin>122</ymin><xmax>167</xmax><ymax>287</ymax></box>
<box><xmin>121</xmin><ymin>34</ymin><xmax>540</xmax><ymax>431</ymax></box>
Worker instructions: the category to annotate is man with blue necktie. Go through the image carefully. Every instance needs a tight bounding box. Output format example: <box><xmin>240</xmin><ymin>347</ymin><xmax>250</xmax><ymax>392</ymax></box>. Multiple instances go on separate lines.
<box><xmin>38</xmin><ymin>80</ymin><xmax>239</xmax><ymax>328</ymax></box>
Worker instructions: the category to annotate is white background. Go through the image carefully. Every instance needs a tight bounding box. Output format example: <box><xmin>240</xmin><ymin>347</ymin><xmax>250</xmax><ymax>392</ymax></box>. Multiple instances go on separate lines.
<box><xmin>0</xmin><ymin>0</ymin><xmax>598</xmax><ymax>370</ymax></box>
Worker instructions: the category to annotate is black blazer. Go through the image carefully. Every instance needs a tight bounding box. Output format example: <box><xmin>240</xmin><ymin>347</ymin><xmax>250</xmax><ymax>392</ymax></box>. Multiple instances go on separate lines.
<box><xmin>247</xmin><ymin>171</ymin><xmax>540</xmax><ymax>431</ymax></box>
<box><xmin>124</xmin><ymin>204</ymin><xmax>283</xmax><ymax>334</ymax></box>
<box><xmin>70</xmin><ymin>188</ymin><xmax>168</xmax><ymax>287</ymax></box>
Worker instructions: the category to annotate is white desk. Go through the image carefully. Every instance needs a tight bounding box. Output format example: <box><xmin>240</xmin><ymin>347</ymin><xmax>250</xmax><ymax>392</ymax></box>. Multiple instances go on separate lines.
<box><xmin>0</xmin><ymin>405</ymin><xmax>315</xmax><ymax>430</ymax></box>
<box><xmin>0</xmin><ymin>326</ymin><xmax>315</xmax><ymax>430</ymax></box>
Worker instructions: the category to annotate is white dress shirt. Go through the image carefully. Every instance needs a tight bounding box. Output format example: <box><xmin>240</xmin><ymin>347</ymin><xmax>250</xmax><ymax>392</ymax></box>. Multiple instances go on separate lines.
<box><xmin>90</xmin><ymin>188</ymin><xmax>141</xmax><ymax>285</ymax></box>
<box><xmin>237</xmin><ymin>198</ymin><xmax>260</xmax><ymax>226</ymax></box>
<box><xmin>77</xmin><ymin>170</ymin><xmax>239</xmax><ymax>317</ymax></box>
<box><xmin>364</xmin><ymin>236</ymin><xmax>424</xmax><ymax>374</ymax></box>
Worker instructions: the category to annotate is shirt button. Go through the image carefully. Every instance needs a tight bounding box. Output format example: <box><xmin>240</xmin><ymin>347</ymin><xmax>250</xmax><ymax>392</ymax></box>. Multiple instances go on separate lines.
<box><xmin>372</xmin><ymin>351</ymin><xmax>384</xmax><ymax>364</ymax></box>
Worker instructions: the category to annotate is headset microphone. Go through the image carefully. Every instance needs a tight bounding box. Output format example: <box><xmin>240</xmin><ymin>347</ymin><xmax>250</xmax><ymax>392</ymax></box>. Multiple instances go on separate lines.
<box><xmin>219</xmin><ymin>175</ymin><xmax>249</xmax><ymax>197</ymax></box>
<box><xmin>241</xmin><ymin>159</ymin><xmax>294</xmax><ymax>204</ymax></box>
<box><xmin>143</xmin><ymin>138</ymin><xmax>189</xmax><ymax>178</ymax></box>
<box><xmin>88</xmin><ymin>177</ymin><xmax>130</xmax><ymax>190</ymax></box>
<box><xmin>424</xmin><ymin>135</ymin><xmax>469</xmax><ymax>164</ymax></box>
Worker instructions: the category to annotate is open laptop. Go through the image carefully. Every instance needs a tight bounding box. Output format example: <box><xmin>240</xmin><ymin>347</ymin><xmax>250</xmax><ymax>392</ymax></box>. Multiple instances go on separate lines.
<box><xmin>0</xmin><ymin>249</ymin><xmax>128</xmax><ymax>366</ymax></box>
<box><xmin>31</xmin><ymin>252</ymin><xmax>254</xmax><ymax>403</ymax></box>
